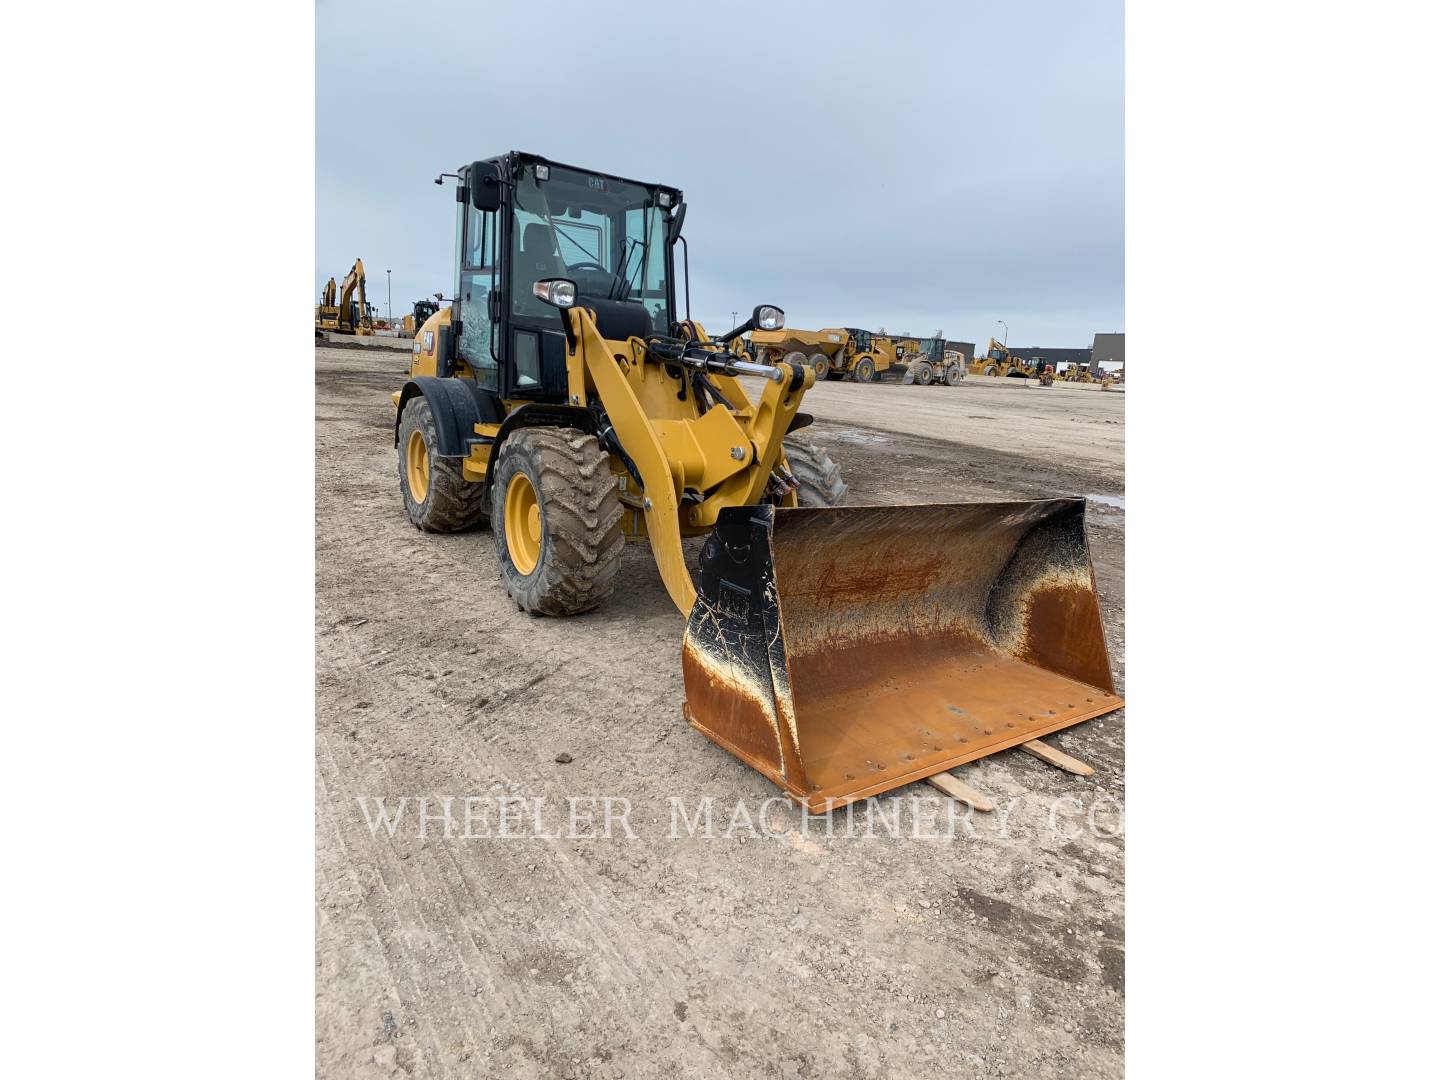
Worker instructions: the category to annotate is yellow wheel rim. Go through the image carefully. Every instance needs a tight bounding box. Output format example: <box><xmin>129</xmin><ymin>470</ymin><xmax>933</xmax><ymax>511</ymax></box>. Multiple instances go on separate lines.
<box><xmin>504</xmin><ymin>471</ymin><xmax>542</xmax><ymax>575</ymax></box>
<box><xmin>406</xmin><ymin>428</ymin><xmax>430</xmax><ymax>502</ymax></box>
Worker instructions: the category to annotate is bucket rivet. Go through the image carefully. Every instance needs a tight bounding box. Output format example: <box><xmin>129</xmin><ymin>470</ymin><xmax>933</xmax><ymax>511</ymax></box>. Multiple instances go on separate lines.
<box><xmin>983</xmin><ymin>728</ymin><xmax>993</xmax><ymax>735</ymax></box>
<box><xmin>843</xmin><ymin>773</ymin><xmax>854</xmax><ymax>781</ymax></box>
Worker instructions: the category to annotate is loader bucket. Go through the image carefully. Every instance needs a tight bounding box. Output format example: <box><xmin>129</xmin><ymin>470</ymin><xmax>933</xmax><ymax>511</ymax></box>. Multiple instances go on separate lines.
<box><xmin>681</xmin><ymin>500</ymin><xmax>1122</xmax><ymax>811</ymax></box>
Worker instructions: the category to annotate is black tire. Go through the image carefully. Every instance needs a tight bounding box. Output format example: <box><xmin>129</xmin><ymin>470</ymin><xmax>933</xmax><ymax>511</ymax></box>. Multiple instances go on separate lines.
<box><xmin>490</xmin><ymin>428</ymin><xmax>623</xmax><ymax>616</ymax></box>
<box><xmin>943</xmin><ymin>363</ymin><xmax>964</xmax><ymax>386</ymax></box>
<box><xmin>784</xmin><ymin>437</ymin><xmax>847</xmax><ymax>507</ymax></box>
<box><xmin>984</xmin><ymin>364</ymin><xmax>1000</xmax><ymax>377</ymax></box>
<box><xmin>853</xmin><ymin>356</ymin><xmax>876</xmax><ymax>382</ymax></box>
<box><xmin>913</xmin><ymin>360</ymin><xmax>935</xmax><ymax>386</ymax></box>
<box><xmin>808</xmin><ymin>352</ymin><xmax>830</xmax><ymax>383</ymax></box>
<box><xmin>398</xmin><ymin>397</ymin><xmax>487</xmax><ymax>532</ymax></box>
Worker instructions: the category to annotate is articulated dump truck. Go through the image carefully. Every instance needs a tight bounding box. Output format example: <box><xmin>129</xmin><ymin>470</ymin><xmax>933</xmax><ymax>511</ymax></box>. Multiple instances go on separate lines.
<box><xmin>395</xmin><ymin>152</ymin><xmax>1122</xmax><ymax>813</ymax></box>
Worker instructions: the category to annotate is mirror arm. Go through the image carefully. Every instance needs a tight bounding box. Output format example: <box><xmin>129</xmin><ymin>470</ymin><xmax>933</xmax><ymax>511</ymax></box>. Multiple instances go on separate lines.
<box><xmin>719</xmin><ymin>316</ymin><xmax>754</xmax><ymax>345</ymax></box>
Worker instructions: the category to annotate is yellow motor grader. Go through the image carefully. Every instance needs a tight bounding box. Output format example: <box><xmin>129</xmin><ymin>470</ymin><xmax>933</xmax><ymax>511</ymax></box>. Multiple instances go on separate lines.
<box><xmin>392</xmin><ymin>152</ymin><xmax>1120</xmax><ymax>810</ymax></box>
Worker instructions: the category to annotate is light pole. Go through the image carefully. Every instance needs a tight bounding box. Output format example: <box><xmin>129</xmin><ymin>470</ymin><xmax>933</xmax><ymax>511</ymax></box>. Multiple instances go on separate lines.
<box><xmin>731</xmin><ymin>311</ymin><xmax>738</xmax><ymax>330</ymax></box>
<box><xmin>386</xmin><ymin>269</ymin><xmax>393</xmax><ymax>327</ymax></box>
<box><xmin>997</xmin><ymin>319</ymin><xmax>1008</xmax><ymax>347</ymax></box>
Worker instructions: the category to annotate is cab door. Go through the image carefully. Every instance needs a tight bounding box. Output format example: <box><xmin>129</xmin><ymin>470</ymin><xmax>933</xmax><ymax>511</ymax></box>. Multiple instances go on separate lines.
<box><xmin>455</xmin><ymin>201</ymin><xmax>501</xmax><ymax>391</ymax></box>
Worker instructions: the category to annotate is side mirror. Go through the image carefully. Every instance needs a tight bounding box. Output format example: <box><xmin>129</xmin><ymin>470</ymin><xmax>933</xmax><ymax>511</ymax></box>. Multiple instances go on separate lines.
<box><xmin>668</xmin><ymin>201</ymin><xmax>687</xmax><ymax>240</ymax></box>
<box><xmin>469</xmin><ymin>160</ymin><xmax>502</xmax><ymax>212</ymax></box>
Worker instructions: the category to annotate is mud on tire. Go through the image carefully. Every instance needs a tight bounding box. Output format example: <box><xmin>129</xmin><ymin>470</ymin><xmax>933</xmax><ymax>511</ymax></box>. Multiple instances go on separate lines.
<box><xmin>783</xmin><ymin>437</ymin><xmax>847</xmax><ymax>507</ymax></box>
<box><xmin>398</xmin><ymin>397</ymin><xmax>487</xmax><ymax>532</ymax></box>
<box><xmin>491</xmin><ymin>427</ymin><xmax>624</xmax><ymax>616</ymax></box>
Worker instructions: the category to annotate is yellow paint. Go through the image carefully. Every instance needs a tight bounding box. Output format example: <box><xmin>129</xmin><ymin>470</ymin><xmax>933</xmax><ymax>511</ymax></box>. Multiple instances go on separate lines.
<box><xmin>503</xmin><ymin>471</ymin><xmax>542</xmax><ymax>575</ymax></box>
<box><xmin>405</xmin><ymin>428</ymin><xmax>429</xmax><ymax>502</ymax></box>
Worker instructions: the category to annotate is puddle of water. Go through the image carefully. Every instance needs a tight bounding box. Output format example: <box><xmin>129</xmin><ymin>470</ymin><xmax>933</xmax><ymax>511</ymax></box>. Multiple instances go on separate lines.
<box><xmin>1087</xmin><ymin>493</ymin><xmax>1126</xmax><ymax>511</ymax></box>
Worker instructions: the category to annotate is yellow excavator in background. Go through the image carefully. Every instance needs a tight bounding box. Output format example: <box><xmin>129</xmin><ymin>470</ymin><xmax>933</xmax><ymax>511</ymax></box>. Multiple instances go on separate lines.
<box><xmin>315</xmin><ymin>258</ymin><xmax>375</xmax><ymax>337</ymax></box>
<box><xmin>391</xmin><ymin>152</ymin><xmax>1121</xmax><ymax>810</ymax></box>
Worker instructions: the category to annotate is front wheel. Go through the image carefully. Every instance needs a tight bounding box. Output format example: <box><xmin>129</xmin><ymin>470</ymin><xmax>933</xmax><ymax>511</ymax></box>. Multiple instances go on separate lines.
<box><xmin>913</xmin><ymin>360</ymin><xmax>935</xmax><ymax>386</ymax></box>
<box><xmin>853</xmin><ymin>356</ymin><xmax>876</xmax><ymax>383</ymax></box>
<box><xmin>491</xmin><ymin>428</ymin><xmax>624</xmax><ymax>615</ymax></box>
<box><xmin>783</xmin><ymin>437</ymin><xmax>847</xmax><ymax>507</ymax></box>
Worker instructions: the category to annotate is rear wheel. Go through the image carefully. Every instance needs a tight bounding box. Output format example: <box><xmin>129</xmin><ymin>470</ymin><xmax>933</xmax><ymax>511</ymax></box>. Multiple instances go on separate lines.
<box><xmin>853</xmin><ymin>356</ymin><xmax>876</xmax><ymax>382</ymax></box>
<box><xmin>784</xmin><ymin>437</ymin><xmax>847</xmax><ymax>507</ymax></box>
<box><xmin>913</xmin><ymin>360</ymin><xmax>935</xmax><ymax>386</ymax></box>
<box><xmin>984</xmin><ymin>364</ymin><xmax>1000</xmax><ymax>377</ymax></box>
<box><xmin>491</xmin><ymin>428</ymin><xmax>624</xmax><ymax>615</ymax></box>
<box><xmin>943</xmin><ymin>363</ymin><xmax>964</xmax><ymax>386</ymax></box>
<box><xmin>808</xmin><ymin>352</ymin><xmax>830</xmax><ymax>383</ymax></box>
<box><xmin>397</xmin><ymin>397</ymin><xmax>487</xmax><ymax>532</ymax></box>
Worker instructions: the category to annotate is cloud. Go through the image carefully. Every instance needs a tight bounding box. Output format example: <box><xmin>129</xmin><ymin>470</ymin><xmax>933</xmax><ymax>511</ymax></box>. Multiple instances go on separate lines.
<box><xmin>317</xmin><ymin>0</ymin><xmax>1122</xmax><ymax>345</ymax></box>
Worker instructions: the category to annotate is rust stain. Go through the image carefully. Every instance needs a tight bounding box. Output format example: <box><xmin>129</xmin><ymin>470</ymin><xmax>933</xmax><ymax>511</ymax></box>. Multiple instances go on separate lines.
<box><xmin>681</xmin><ymin>637</ymin><xmax>785</xmax><ymax>778</ymax></box>
<box><xmin>1012</xmin><ymin>582</ymin><xmax>1116</xmax><ymax>694</ymax></box>
<box><xmin>681</xmin><ymin>499</ymin><xmax>1122</xmax><ymax>808</ymax></box>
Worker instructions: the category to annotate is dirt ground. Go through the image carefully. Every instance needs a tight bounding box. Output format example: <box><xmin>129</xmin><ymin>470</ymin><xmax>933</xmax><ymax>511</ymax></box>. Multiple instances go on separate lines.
<box><xmin>316</xmin><ymin>344</ymin><xmax>1126</xmax><ymax>1079</ymax></box>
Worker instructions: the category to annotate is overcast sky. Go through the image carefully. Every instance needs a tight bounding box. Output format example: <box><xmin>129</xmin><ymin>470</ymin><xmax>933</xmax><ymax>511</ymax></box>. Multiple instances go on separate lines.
<box><xmin>317</xmin><ymin>0</ymin><xmax>1122</xmax><ymax>348</ymax></box>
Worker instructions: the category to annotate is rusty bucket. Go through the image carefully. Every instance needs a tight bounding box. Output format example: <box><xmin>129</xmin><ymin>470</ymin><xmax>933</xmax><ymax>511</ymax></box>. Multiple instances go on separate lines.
<box><xmin>681</xmin><ymin>500</ymin><xmax>1122</xmax><ymax>811</ymax></box>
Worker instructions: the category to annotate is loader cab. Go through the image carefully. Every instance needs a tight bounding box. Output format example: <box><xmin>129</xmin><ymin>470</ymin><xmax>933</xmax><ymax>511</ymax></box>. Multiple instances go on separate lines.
<box><xmin>452</xmin><ymin>152</ymin><xmax>681</xmax><ymax>402</ymax></box>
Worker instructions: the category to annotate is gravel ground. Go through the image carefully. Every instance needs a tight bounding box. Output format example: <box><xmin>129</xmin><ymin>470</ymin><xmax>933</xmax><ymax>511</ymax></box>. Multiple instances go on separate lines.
<box><xmin>316</xmin><ymin>345</ymin><xmax>1125</xmax><ymax>1079</ymax></box>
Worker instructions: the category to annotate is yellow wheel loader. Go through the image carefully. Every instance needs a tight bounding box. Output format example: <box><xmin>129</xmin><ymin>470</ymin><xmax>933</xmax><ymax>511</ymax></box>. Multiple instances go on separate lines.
<box><xmin>898</xmin><ymin>337</ymin><xmax>965</xmax><ymax>386</ymax></box>
<box><xmin>392</xmin><ymin>152</ymin><xmax>1120</xmax><ymax>810</ymax></box>
<box><xmin>402</xmin><ymin>297</ymin><xmax>442</xmax><ymax>336</ymax></box>
<box><xmin>967</xmin><ymin>337</ymin><xmax>1036</xmax><ymax>379</ymax></box>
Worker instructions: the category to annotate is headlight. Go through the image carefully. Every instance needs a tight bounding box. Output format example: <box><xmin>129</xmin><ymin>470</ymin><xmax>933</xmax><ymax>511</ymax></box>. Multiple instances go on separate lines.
<box><xmin>532</xmin><ymin>279</ymin><xmax>576</xmax><ymax>308</ymax></box>
<box><xmin>657</xmin><ymin>191</ymin><xmax>675</xmax><ymax>209</ymax></box>
<box><xmin>754</xmin><ymin>305</ymin><xmax>784</xmax><ymax>331</ymax></box>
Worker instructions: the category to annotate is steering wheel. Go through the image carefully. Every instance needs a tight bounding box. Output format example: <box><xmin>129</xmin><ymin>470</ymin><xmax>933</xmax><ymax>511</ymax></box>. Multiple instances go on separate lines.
<box><xmin>565</xmin><ymin>260</ymin><xmax>627</xmax><ymax>300</ymax></box>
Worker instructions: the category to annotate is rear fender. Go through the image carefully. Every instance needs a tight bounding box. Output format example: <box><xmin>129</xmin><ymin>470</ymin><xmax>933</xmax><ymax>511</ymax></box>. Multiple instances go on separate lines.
<box><xmin>393</xmin><ymin>376</ymin><xmax>503</xmax><ymax>457</ymax></box>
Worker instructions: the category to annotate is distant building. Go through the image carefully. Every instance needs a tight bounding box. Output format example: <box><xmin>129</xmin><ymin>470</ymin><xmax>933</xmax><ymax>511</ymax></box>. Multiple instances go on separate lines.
<box><xmin>1092</xmin><ymin>333</ymin><xmax>1125</xmax><ymax>372</ymax></box>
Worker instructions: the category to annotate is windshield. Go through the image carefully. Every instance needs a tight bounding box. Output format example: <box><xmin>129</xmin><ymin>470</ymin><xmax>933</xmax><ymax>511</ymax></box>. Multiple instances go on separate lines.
<box><xmin>510</xmin><ymin>163</ymin><xmax>672</xmax><ymax>331</ymax></box>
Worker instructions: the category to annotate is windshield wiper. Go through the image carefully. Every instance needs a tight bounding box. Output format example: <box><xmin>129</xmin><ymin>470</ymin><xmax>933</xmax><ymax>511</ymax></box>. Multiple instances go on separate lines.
<box><xmin>618</xmin><ymin>237</ymin><xmax>648</xmax><ymax>301</ymax></box>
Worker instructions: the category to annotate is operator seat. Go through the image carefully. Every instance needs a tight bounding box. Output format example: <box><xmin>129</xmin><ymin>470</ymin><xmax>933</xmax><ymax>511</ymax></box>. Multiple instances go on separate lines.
<box><xmin>519</xmin><ymin>223</ymin><xmax>561</xmax><ymax>284</ymax></box>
